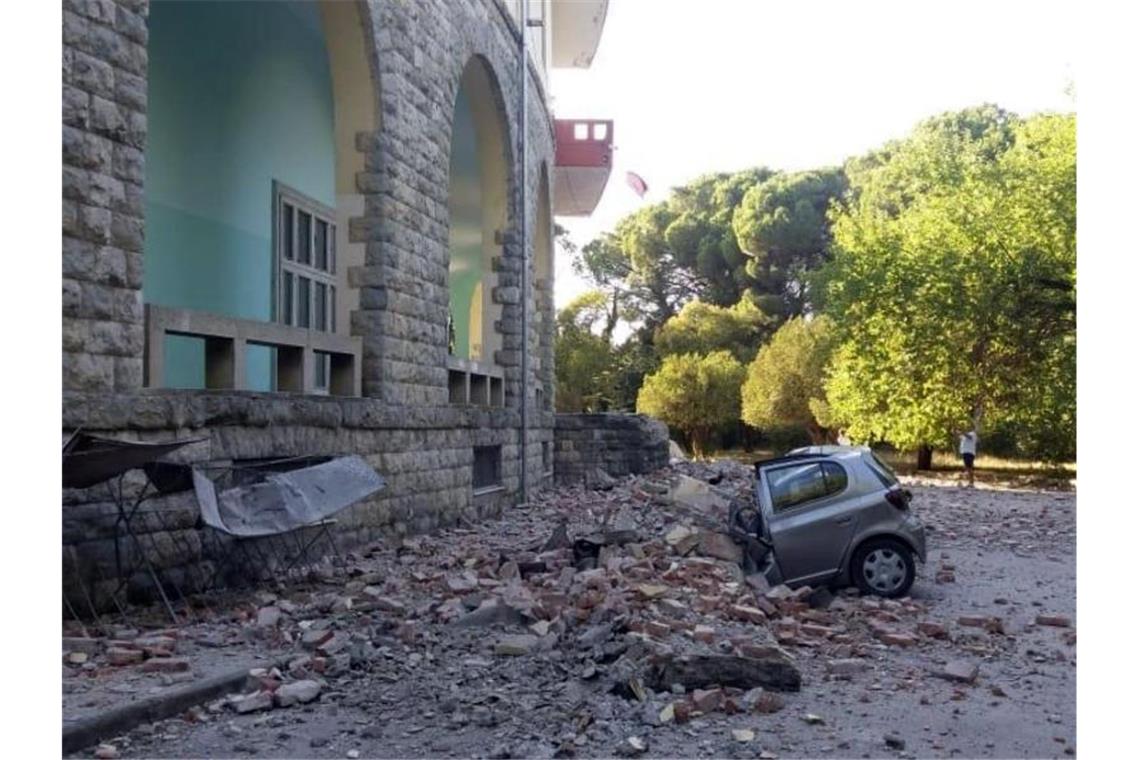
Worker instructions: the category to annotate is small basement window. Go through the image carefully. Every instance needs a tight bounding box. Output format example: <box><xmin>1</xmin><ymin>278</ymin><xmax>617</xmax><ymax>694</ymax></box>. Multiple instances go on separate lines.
<box><xmin>473</xmin><ymin>445</ymin><xmax>502</xmax><ymax>492</ymax></box>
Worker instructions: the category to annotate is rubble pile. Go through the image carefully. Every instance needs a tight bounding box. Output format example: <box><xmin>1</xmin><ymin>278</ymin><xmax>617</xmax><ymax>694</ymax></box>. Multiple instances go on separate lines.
<box><xmin>63</xmin><ymin>459</ymin><xmax>1077</xmax><ymax>758</ymax></box>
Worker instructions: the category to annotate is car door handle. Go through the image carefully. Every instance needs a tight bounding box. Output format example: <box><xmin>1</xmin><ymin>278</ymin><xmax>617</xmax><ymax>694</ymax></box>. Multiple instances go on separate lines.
<box><xmin>835</xmin><ymin>516</ymin><xmax>853</xmax><ymax>525</ymax></box>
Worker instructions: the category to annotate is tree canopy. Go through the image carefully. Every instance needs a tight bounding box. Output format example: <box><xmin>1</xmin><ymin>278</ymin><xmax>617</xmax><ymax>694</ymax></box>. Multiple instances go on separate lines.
<box><xmin>732</xmin><ymin>168</ymin><xmax>848</xmax><ymax>317</ymax></box>
<box><xmin>655</xmin><ymin>297</ymin><xmax>775</xmax><ymax>364</ymax></box>
<box><xmin>818</xmin><ymin>107</ymin><xmax>1076</xmax><ymax>460</ymax></box>
<box><xmin>635</xmin><ymin>351</ymin><xmax>746</xmax><ymax>456</ymax></box>
<box><xmin>741</xmin><ymin>316</ymin><xmax>838</xmax><ymax>443</ymax></box>
<box><xmin>558</xmin><ymin>103</ymin><xmax>1075</xmax><ymax>464</ymax></box>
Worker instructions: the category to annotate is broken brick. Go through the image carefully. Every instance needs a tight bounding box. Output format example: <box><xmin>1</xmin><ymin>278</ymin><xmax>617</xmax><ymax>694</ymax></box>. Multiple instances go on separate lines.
<box><xmin>141</xmin><ymin>657</ymin><xmax>190</xmax><ymax>673</ymax></box>
<box><xmin>106</xmin><ymin>648</ymin><xmax>144</xmax><ymax>666</ymax></box>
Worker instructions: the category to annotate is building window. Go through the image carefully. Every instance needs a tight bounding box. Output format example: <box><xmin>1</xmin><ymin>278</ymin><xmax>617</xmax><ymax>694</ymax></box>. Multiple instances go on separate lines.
<box><xmin>274</xmin><ymin>182</ymin><xmax>336</xmax><ymax>390</ymax></box>
<box><xmin>473</xmin><ymin>445</ymin><xmax>502</xmax><ymax>492</ymax></box>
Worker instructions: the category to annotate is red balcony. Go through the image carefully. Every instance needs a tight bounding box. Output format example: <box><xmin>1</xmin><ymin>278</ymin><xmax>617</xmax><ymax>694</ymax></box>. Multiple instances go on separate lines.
<box><xmin>553</xmin><ymin>119</ymin><xmax>613</xmax><ymax>217</ymax></box>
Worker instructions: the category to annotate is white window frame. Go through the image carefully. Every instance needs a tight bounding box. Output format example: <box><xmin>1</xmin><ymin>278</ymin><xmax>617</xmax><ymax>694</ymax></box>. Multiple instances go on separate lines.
<box><xmin>272</xmin><ymin>181</ymin><xmax>337</xmax><ymax>391</ymax></box>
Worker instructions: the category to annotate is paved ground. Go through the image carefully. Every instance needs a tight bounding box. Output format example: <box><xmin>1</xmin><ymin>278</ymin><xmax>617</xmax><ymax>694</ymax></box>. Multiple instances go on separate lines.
<box><xmin>67</xmin><ymin>473</ymin><xmax>1075</xmax><ymax>759</ymax></box>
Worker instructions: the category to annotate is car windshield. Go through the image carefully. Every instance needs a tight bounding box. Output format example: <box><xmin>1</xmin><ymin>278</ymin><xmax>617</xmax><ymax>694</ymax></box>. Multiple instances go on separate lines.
<box><xmin>866</xmin><ymin>451</ymin><xmax>900</xmax><ymax>487</ymax></box>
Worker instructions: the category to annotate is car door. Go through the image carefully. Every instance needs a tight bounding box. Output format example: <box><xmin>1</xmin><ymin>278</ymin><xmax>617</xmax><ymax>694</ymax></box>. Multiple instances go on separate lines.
<box><xmin>761</xmin><ymin>460</ymin><xmax>860</xmax><ymax>585</ymax></box>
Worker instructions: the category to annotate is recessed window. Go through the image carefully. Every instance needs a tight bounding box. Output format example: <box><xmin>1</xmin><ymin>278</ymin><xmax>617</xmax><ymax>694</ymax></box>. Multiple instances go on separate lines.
<box><xmin>473</xmin><ymin>446</ymin><xmax>502</xmax><ymax>491</ymax></box>
<box><xmin>574</xmin><ymin>122</ymin><xmax>588</xmax><ymax>140</ymax></box>
<box><xmin>592</xmin><ymin>123</ymin><xmax>608</xmax><ymax>140</ymax></box>
<box><xmin>274</xmin><ymin>183</ymin><xmax>337</xmax><ymax>394</ymax></box>
<box><xmin>275</xmin><ymin>183</ymin><xmax>336</xmax><ymax>334</ymax></box>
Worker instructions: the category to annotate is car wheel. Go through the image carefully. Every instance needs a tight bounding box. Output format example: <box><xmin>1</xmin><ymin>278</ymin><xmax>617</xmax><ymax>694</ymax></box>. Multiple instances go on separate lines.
<box><xmin>851</xmin><ymin>538</ymin><xmax>915</xmax><ymax>598</ymax></box>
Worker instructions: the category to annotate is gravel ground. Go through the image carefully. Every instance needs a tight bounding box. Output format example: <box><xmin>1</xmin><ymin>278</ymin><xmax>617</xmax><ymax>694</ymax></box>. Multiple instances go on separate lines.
<box><xmin>69</xmin><ymin>473</ymin><xmax>1075</xmax><ymax>760</ymax></box>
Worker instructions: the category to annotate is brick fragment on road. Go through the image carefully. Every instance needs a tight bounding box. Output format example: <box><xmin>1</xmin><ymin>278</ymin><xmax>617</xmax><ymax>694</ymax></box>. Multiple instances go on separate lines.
<box><xmin>827</xmin><ymin>658</ymin><xmax>870</xmax><ymax>678</ymax></box>
<box><xmin>879</xmin><ymin>632</ymin><xmax>917</xmax><ymax>647</ymax></box>
<box><xmin>106</xmin><ymin>647</ymin><xmax>144</xmax><ymax>666</ymax></box>
<box><xmin>936</xmin><ymin>659</ymin><xmax>980</xmax><ymax>684</ymax></box>
<box><xmin>691</xmin><ymin>687</ymin><xmax>723</xmax><ymax>712</ymax></box>
<box><xmin>731</xmin><ymin>604</ymin><xmax>768</xmax><ymax>625</ymax></box>
<box><xmin>917</xmin><ymin>621</ymin><xmax>949</xmax><ymax>639</ymax></box>
<box><xmin>692</xmin><ymin>625</ymin><xmax>715</xmax><ymax>643</ymax></box>
<box><xmin>1035</xmin><ymin>614</ymin><xmax>1072</xmax><ymax>628</ymax></box>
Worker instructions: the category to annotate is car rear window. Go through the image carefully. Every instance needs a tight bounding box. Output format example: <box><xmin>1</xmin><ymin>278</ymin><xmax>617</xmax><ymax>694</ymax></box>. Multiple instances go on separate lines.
<box><xmin>768</xmin><ymin>461</ymin><xmax>848</xmax><ymax>512</ymax></box>
<box><xmin>866</xmin><ymin>452</ymin><xmax>900</xmax><ymax>487</ymax></box>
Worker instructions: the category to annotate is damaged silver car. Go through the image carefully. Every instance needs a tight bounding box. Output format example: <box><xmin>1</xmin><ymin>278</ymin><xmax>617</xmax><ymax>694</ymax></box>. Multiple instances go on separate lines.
<box><xmin>732</xmin><ymin>446</ymin><xmax>927</xmax><ymax>598</ymax></box>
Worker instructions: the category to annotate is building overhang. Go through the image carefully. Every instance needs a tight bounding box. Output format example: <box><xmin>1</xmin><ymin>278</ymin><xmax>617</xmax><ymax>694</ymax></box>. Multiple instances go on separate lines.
<box><xmin>553</xmin><ymin>119</ymin><xmax>613</xmax><ymax>217</ymax></box>
<box><xmin>551</xmin><ymin>0</ymin><xmax>609</xmax><ymax>69</ymax></box>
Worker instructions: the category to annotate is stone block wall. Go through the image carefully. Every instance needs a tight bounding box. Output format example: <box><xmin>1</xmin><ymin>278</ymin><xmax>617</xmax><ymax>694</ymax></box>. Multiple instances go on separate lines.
<box><xmin>62</xmin><ymin>390</ymin><xmax>555</xmax><ymax>610</ymax></box>
<box><xmin>62</xmin><ymin>0</ymin><xmax>150</xmax><ymax>393</ymax></box>
<box><xmin>553</xmin><ymin>413</ymin><xmax>670</xmax><ymax>486</ymax></box>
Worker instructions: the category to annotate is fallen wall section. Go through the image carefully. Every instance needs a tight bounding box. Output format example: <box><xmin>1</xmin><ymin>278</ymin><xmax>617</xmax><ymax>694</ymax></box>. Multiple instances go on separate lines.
<box><xmin>553</xmin><ymin>413</ymin><xmax>669</xmax><ymax>486</ymax></box>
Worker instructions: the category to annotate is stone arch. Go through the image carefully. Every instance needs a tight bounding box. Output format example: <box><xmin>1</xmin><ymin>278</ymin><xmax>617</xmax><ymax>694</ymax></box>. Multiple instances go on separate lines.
<box><xmin>318</xmin><ymin>0</ymin><xmax>380</xmax><ymax>342</ymax></box>
<box><xmin>446</xmin><ymin>56</ymin><xmax>514</xmax><ymax>365</ymax></box>
<box><xmin>142</xmin><ymin>0</ymin><xmax>379</xmax><ymax>390</ymax></box>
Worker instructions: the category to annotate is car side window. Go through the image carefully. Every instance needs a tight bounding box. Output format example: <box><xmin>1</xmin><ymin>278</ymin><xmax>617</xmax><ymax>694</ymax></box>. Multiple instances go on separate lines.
<box><xmin>768</xmin><ymin>463</ymin><xmax>828</xmax><ymax>512</ymax></box>
<box><xmin>821</xmin><ymin>461</ymin><xmax>848</xmax><ymax>495</ymax></box>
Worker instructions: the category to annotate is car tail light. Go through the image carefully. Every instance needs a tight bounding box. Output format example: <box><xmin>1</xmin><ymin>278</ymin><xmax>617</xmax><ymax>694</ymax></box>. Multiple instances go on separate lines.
<box><xmin>886</xmin><ymin>487</ymin><xmax>910</xmax><ymax>511</ymax></box>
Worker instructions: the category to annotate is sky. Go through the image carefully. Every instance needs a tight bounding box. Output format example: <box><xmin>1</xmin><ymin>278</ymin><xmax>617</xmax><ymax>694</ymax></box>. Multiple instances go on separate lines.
<box><xmin>547</xmin><ymin>0</ymin><xmax>1074</xmax><ymax>309</ymax></box>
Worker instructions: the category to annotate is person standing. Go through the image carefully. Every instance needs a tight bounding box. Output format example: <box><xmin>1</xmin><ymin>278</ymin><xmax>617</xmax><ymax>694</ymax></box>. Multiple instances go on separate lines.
<box><xmin>959</xmin><ymin>430</ymin><xmax>978</xmax><ymax>487</ymax></box>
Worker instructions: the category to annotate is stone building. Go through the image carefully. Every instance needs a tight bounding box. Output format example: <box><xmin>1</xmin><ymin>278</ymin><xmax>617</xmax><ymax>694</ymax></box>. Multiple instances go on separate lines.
<box><xmin>63</xmin><ymin>0</ymin><xmax>626</xmax><ymax>601</ymax></box>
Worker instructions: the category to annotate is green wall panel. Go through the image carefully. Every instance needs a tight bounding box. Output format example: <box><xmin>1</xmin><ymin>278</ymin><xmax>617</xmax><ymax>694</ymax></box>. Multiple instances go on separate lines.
<box><xmin>144</xmin><ymin>1</ymin><xmax>335</xmax><ymax>389</ymax></box>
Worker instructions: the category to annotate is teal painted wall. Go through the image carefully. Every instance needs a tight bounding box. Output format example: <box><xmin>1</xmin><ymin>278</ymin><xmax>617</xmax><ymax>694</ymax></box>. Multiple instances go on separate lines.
<box><xmin>144</xmin><ymin>1</ymin><xmax>336</xmax><ymax>389</ymax></box>
<box><xmin>448</xmin><ymin>89</ymin><xmax>483</xmax><ymax>360</ymax></box>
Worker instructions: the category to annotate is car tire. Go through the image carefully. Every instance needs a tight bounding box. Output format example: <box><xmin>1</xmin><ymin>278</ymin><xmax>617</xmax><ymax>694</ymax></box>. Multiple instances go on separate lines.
<box><xmin>850</xmin><ymin>538</ymin><xmax>915</xmax><ymax>598</ymax></box>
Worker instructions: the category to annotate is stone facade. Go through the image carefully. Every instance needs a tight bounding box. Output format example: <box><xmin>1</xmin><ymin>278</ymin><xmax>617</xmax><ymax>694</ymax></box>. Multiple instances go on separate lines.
<box><xmin>62</xmin><ymin>0</ymin><xmax>150</xmax><ymax>393</ymax></box>
<box><xmin>553</xmin><ymin>413</ymin><xmax>671</xmax><ymax>486</ymax></box>
<box><xmin>62</xmin><ymin>0</ymin><xmax>564</xmax><ymax>605</ymax></box>
<box><xmin>62</xmin><ymin>391</ymin><xmax>555</xmax><ymax>608</ymax></box>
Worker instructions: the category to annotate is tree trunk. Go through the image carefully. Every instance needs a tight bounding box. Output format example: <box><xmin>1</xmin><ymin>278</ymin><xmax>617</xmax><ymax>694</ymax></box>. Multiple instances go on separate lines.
<box><xmin>916</xmin><ymin>444</ymin><xmax>933</xmax><ymax>471</ymax></box>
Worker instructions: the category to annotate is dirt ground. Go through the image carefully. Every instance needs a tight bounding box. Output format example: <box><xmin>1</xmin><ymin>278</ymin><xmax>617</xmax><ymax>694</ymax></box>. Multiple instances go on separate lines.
<box><xmin>65</xmin><ymin>469</ymin><xmax>1075</xmax><ymax>760</ymax></box>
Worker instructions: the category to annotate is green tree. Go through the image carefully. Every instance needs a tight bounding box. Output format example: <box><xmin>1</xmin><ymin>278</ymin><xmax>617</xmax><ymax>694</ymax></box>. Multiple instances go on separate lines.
<box><xmin>636</xmin><ymin>351</ymin><xmax>746</xmax><ymax>456</ymax></box>
<box><xmin>741</xmin><ymin>316</ymin><xmax>838</xmax><ymax>443</ymax></box>
<box><xmin>554</xmin><ymin>291</ymin><xmax>618</xmax><ymax>413</ymax></box>
<box><xmin>818</xmin><ymin>107</ymin><xmax>1075</xmax><ymax>462</ymax></box>
<box><xmin>732</xmin><ymin>168</ymin><xmax>848</xmax><ymax>317</ymax></box>
<box><xmin>575</xmin><ymin>169</ymin><xmax>779</xmax><ymax>340</ymax></box>
<box><xmin>655</xmin><ymin>296</ymin><xmax>775</xmax><ymax>364</ymax></box>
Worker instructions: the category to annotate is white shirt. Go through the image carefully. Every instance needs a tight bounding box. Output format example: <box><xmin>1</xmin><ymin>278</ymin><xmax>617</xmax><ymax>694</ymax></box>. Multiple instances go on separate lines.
<box><xmin>959</xmin><ymin>433</ymin><xmax>978</xmax><ymax>455</ymax></box>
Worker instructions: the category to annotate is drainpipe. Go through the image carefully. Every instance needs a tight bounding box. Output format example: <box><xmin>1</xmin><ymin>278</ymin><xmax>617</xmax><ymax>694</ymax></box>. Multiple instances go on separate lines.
<box><xmin>518</xmin><ymin>0</ymin><xmax>530</xmax><ymax>503</ymax></box>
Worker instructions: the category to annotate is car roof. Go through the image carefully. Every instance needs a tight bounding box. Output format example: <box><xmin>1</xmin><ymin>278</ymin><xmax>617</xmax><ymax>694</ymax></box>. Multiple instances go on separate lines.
<box><xmin>753</xmin><ymin>446</ymin><xmax>867</xmax><ymax>474</ymax></box>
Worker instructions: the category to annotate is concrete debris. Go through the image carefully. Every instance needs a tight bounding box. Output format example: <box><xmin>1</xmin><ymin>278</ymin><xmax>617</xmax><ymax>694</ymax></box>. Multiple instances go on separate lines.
<box><xmin>696</xmin><ymin>531</ymin><xmax>743</xmax><ymax>563</ymax></box>
<box><xmin>274</xmin><ymin>679</ymin><xmax>322</xmax><ymax>707</ymax></box>
<box><xmin>230</xmin><ymin>691</ymin><xmax>274</xmax><ymax>714</ymax></box>
<box><xmin>494</xmin><ymin>634</ymin><xmax>539</xmax><ymax>656</ymax></box>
